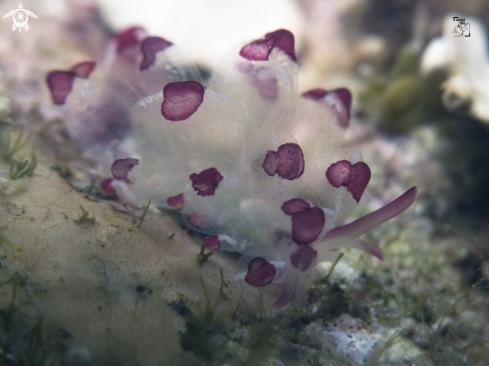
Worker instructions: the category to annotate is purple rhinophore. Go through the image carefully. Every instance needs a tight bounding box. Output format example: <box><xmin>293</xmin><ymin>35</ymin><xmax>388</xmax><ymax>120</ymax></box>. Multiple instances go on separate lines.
<box><xmin>302</xmin><ymin>88</ymin><xmax>352</xmax><ymax>128</ymax></box>
<box><xmin>100</xmin><ymin>178</ymin><xmax>117</xmax><ymax>197</ymax></box>
<box><xmin>161</xmin><ymin>81</ymin><xmax>205</xmax><ymax>121</ymax></box>
<box><xmin>203</xmin><ymin>236</ymin><xmax>221</xmax><ymax>250</ymax></box>
<box><xmin>359</xmin><ymin>241</ymin><xmax>384</xmax><ymax>261</ymax></box>
<box><xmin>291</xmin><ymin>207</ymin><xmax>325</xmax><ymax>245</ymax></box>
<box><xmin>322</xmin><ymin>187</ymin><xmax>418</xmax><ymax>244</ymax></box>
<box><xmin>281</xmin><ymin>198</ymin><xmax>310</xmax><ymax>215</ymax></box>
<box><xmin>70</xmin><ymin>61</ymin><xmax>96</xmax><ymax>79</ymax></box>
<box><xmin>244</xmin><ymin>257</ymin><xmax>276</xmax><ymax>287</ymax></box>
<box><xmin>262</xmin><ymin>143</ymin><xmax>305</xmax><ymax>180</ymax></box>
<box><xmin>167</xmin><ymin>193</ymin><xmax>185</xmax><ymax>211</ymax></box>
<box><xmin>46</xmin><ymin>71</ymin><xmax>75</xmax><ymax>105</ymax></box>
<box><xmin>111</xmin><ymin>158</ymin><xmax>139</xmax><ymax>184</ymax></box>
<box><xmin>114</xmin><ymin>26</ymin><xmax>146</xmax><ymax>53</ymax></box>
<box><xmin>290</xmin><ymin>245</ymin><xmax>318</xmax><ymax>272</ymax></box>
<box><xmin>140</xmin><ymin>36</ymin><xmax>173</xmax><ymax>71</ymax></box>
<box><xmin>189</xmin><ymin>167</ymin><xmax>223</xmax><ymax>196</ymax></box>
<box><xmin>239</xmin><ymin>29</ymin><xmax>296</xmax><ymax>62</ymax></box>
<box><xmin>326</xmin><ymin>160</ymin><xmax>371</xmax><ymax>202</ymax></box>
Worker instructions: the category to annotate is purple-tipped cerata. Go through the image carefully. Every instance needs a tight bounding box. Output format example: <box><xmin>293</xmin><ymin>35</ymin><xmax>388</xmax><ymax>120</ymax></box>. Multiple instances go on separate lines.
<box><xmin>302</xmin><ymin>88</ymin><xmax>352</xmax><ymax>128</ymax></box>
<box><xmin>240</xmin><ymin>29</ymin><xmax>296</xmax><ymax>62</ymax></box>
<box><xmin>161</xmin><ymin>81</ymin><xmax>205</xmax><ymax>121</ymax></box>
<box><xmin>111</xmin><ymin>158</ymin><xmax>139</xmax><ymax>184</ymax></box>
<box><xmin>100</xmin><ymin>178</ymin><xmax>117</xmax><ymax>197</ymax></box>
<box><xmin>325</xmin><ymin>160</ymin><xmax>351</xmax><ymax>188</ymax></box>
<box><xmin>70</xmin><ymin>61</ymin><xmax>96</xmax><ymax>79</ymax></box>
<box><xmin>167</xmin><ymin>193</ymin><xmax>185</xmax><ymax>211</ymax></box>
<box><xmin>291</xmin><ymin>207</ymin><xmax>325</xmax><ymax>245</ymax></box>
<box><xmin>46</xmin><ymin>71</ymin><xmax>75</xmax><ymax>105</ymax></box>
<box><xmin>290</xmin><ymin>245</ymin><xmax>318</xmax><ymax>272</ymax></box>
<box><xmin>282</xmin><ymin>198</ymin><xmax>325</xmax><ymax>245</ymax></box>
<box><xmin>322</xmin><ymin>187</ymin><xmax>418</xmax><ymax>244</ymax></box>
<box><xmin>326</xmin><ymin>160</ymin><xmax>371</xmax><ymax>202</ymax></box>
<box><xmin>245</xmin><ymin>257</ymin><xmax>276</xmax><ymax>287</ymax></box>
<box><xmin>189</xmin><ymin>167</ymin><xmax>223</xmax><ymax>196</ymax></box>
<box><xmin>203</xmin><ymin>236</ymin><xmax>221</xmax><ymax>250</ymax></box>
<box><xmin>281</xmin><ymin>198</ymin><xmax>310</xmax><ymax>215</ymax></box>
<box><xmin>114</xmin><ymin>26</ymin><xmax>146</xmax><ymax>53</ymax></box>
<box><xmin>140</xmin><ymin>36</ymin><xmax>173</xmax><ymax>71</ymax></box>
<box><xmin>262</xmin><ymin>143</ymin><xmax>305</xmax><ymax>180</ymax></box>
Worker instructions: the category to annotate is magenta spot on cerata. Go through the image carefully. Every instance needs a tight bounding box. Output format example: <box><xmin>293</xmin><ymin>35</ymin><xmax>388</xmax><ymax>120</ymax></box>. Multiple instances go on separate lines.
<box><xmin>262</xmin><ymin>143</ymin><xmax>305</xmax><ymax>180</ymax></box>
<box><xmin>114</xmin><ymin>26</ymin><xmax>146</xmax><ymax>53</ymax></box>
<box><xmin>291</xmin><ymin>207</ymin><xmax>325</xmax><ymax>245</ymax></box>
<box><xmin>325</xmin><ymin>160</ymin><xmax>351</xmax><ymax>188</ymax></box>
<box><xmin>46</xmin><ymin>71</ymin><xmax>76</xmax><ymax>105</ymax></box>
<box><xmin>326</xmin><ymin>160</ymin><xmax>371</xmax><ymax>202</ymax></box>
<box><xmin>302</xmin><ymin>88</ymin><xmax>352</xmax><ymax>128</ymax></box>
<box><xmin>140</xmin><ymin>36</ymin><xmax>173</xmax><ymax>71</ymax></box>
<box><xmin>70</xmin><ymin>61</ymin><xmax>96</xmax><ymax>79</ymax></box>
<box><xmin>203</xmin><ymin>236</ymin><xmax>221</xmax><ymax>250</ymax></box>
<box><xmin>245</xmin><ymin>257</ymin><xmax>276</xmax><ymax>287</ymax></box>
<box><xmin>281</xmin><ymin>198</ymin><xmax>324</xmax><ymax>245</ymax></box>
<box><xmin>239</xmin><ymin>29</ymin><xmax>296</xmax><ymax>62</ymax></box>
<box><xmin>161</xmin><ymin>81</ymin><xmax>205</xmax><ymax>121</ymax></box>
<box><xmin>281</xmin><ymin>198</ymin><xmax>310</xmax><ymax>215</ymax></box>
<box><xmin>167</xmin><ymin>193</ymin><xmax>185</xmax><ymax>211</ymax></box>
<box><xmin>290</xmin><ymin>245</ymin><xmax>318</xmax><ymax>272</ymax></box>
<box><xmin>111</xmin><ymin>158</ymin><xmax>139</xmax><ymax>184</ymax></box>
<box><xmin>189</xmin><ymin>167</ymin><xmax>223</xmax><ymax>196</ymax></box>
<box><xmin>100</xmin><ymin>178</ymin><xmax>117</xmax><ymax>197</ymax></box>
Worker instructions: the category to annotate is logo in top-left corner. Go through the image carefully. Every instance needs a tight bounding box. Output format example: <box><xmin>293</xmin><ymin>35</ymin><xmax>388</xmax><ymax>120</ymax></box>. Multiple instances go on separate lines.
<box><xmin>3</xmin><ymin>3</ymin><xmax>38</xmax><ymax>32</ymax></box>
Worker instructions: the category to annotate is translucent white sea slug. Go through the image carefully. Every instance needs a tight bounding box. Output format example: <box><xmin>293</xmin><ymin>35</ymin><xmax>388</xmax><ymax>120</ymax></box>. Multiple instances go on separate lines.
<box><xmin>46</xmin><ymin>28</ymin><xmax>417</xmax><ymax>307</ymax></box>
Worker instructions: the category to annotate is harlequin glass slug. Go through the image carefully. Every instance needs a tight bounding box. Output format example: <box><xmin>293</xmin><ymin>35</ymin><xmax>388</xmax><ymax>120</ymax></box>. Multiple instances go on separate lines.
<box><xmin>47</xmin><ymin>28</ymin><xmax>417</xmax><ymax>307</ymax></box>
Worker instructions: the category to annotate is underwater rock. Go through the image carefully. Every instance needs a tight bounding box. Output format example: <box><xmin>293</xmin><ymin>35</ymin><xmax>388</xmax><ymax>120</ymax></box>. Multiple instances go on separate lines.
<box><xmin>0</xmin><ymin>155</ymin><xmax>260</xmax><ymax>365</ymax></box>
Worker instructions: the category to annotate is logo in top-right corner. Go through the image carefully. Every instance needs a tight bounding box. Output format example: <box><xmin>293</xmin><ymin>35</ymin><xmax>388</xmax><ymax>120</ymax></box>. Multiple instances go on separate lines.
<box><xmin>452</xmin><ymin>16</ymin><xmax>470</xmax><ymax>37</ymax></box>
